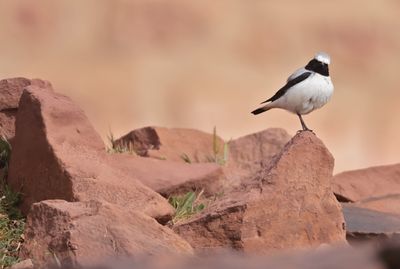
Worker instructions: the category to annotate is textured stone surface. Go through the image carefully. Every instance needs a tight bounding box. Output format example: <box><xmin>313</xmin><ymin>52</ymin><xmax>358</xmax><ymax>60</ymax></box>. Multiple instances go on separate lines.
<box><xmin>0</xmin><ymin>77</ymin><xmax>32</xmax><ymax>110</ymax></box>
<box><xmin>108</xmin><ymin>153</ymin><xmax>225</xmax><ymax>197</ymax></box>
<box><xmin>114</xmin><ymin>126</ymin><xmax>225</xmax><ymax>163</ymax></box>
<box><xmin>224</xmin><ymin>128</ymin><xmax>291</xmax><ymax>188</ymax></box>
<box><xmin>7</xmin><ymin>85</ymin><xmax>173</xmax><ymax>221</ymax></box>
<box><xmin>0</xmin><ymin>77</ymin><xmax>51</xmax><ymax>140</ymax></box>
<box><xmin>356</xmin><ymin>194</ymin><xmax>400</xmax><ymax>216</ymax></box>
<box><xmin>110</xmin><ymin>128</ymin><xmax>290</xmax><ymax>197</ymax></box>
<box><xmin>174</xmin><ymin>131</ymin><xmax>346</xmax><ymax>253</ymax></box>
<box><xmin>22</xmin><ymin>200</ymin><xmax>193</xmax><ymax>268</ymax></box>
<box><xmin>333</xmin><ymin>164</ymin><xmax>400</xmax><ymax>202</ymax></box>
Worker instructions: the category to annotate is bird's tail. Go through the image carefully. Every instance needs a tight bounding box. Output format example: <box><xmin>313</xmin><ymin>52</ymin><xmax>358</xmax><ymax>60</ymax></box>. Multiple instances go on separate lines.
<box><xmin>251</xmin><ymin>105</ymin><xmax>271</xmax><ymax>115</ymax></box>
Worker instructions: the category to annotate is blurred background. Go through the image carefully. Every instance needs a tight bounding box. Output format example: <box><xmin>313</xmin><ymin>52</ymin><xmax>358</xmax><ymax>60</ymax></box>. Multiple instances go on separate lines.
<box><xmin>0</xmin><ymin>0</ymin><xmax>399</xmax><ymax>173</ymax></box>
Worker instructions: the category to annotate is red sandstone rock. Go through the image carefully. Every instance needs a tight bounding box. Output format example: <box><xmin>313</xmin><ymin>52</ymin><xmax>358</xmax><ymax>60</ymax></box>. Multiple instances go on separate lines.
<box><xmin>7</xmin><ymin>84</ymin><xmax>173</xmax><ymax>221</ymax></box>
<box><xmin>0</xmin><ymin>77</ymin><xmax>50</xmax><ymax>140</ymax></box>
<box><xmin>356</xmin><ymin>194</ymin><xmax>400</xmax><ymax>216</ymax></box>
<box><xmin>22</xmin><ymin>200</ymin><xmax>193</xmax><ymax>268</ymax></box>
<box><xmin>113</xmin><ymin>126</ymin><xmax>225</xmax><ymax>163</ymax></box>
<box><xmin>224</xmin><ymin>128</ymin><xmax>290</xmax><ymax>187</ymax></box>
<box><xmin>0</xmin><ymin>77</ymin><xmax>31</xmax><ymax>111</ymax></box>
<box><xmin>110</xmin><ymin>128</ymin><xmax>289</xmax><ymax>197</ymax></box>
<box><xmin>174</xmin><ymin>132</ymin><xmax>346</xmax><ymax>253</ymax></box>
<box><xmin>333</xmin><ymin>164</ymin><xmax>400</xmax><ymax>202</ymax></box>
<box><xmin>108</xmin><ymin>154</ymin><xmax>225</xmax><ymax>197</ymax></box>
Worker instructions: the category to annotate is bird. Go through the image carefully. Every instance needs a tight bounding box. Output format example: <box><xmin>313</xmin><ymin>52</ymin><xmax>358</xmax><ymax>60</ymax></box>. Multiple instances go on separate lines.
<box><xmin>251</xmin><ymin>52</ymin><xmax>334</xmax><ymax>132</ymax></box>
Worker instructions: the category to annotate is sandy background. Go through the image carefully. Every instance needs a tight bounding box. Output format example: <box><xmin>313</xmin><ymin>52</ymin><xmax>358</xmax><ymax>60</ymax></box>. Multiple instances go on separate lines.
<box><xmin>0</xmin><ymin>0</ymin><xmax>399</xmax><ymax>173</ymax></box>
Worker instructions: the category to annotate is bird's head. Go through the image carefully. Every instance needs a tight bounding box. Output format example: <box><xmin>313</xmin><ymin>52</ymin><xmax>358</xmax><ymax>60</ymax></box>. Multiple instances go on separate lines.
<box><xmin>305</xmin><ymin>52</ymin><xmax>331</xmax><ymax>76</ymax></box>
<box><xmin>314</xmin><ymin>52</ymin><xmax>331</xmax><ymax>65</ymax></box>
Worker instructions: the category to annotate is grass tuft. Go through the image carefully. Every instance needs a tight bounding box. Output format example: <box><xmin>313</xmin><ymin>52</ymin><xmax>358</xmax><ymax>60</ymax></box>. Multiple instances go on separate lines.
<box><xmin>168</xmin><ymin>190</ymin><xmax>205</xmax><ymax>224</ymax></box>
<box><xmin>180</xmin><ymin>153</ymin><xmax>191</xmax><ymax>164</ymax></box>
<box><xmin>0</xmin><ymin>192</ymin><xmax>25</xmax><ymax>269</ymax></box>
<box><xmin>106</xmin><ymin>129</ymin><xmax>137</xmax><ymax>154</ymax></box>
<box><xmin>206</xmin><ymin>126</ymin><xmax>230</xmax><ymax>165</ymax></box>
<box><xmin>0</xmin><ymin>136</ymin><xmax>25</xmax><ymax>269</ymax></box>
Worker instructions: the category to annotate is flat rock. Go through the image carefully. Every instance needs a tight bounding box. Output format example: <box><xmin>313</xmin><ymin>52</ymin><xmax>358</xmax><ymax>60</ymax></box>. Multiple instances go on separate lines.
<box><xmin>8</xmin><ymin>84</ymin><xmax>173</xmax><ymax>222</ymax></box>
<box><xmin>333</xmin><ymin>164</ymin><xmax>400</xmax><ymax>202</ymax></box>
<box><xmin>108</xmin><ymin>154</ymin><xmax>225</xmax><ymax>197</ymax></box>
<box><xmin>355</xmin><ymin>194</ymin><xmax>400</xmax><ymax>215</ymax></box>
<box><xmin>113</xmin><ymin>126</ymin><xmax>225</xmax><ymax>163</ymax></box>
<box><xmin>22</xmin><ymin>200</ymin><xmax>193</xmax><ymax>268</ymax></box>
<box><xmin>0</xmin><ymin>77</ymin><xmax>50</xmax><ymax>140</ymax></box>
<box><xmin>174</xmin><ymin>131</ymin><xmax>346</xmax><ymax>253</ymax></box>
<box><xmin>342</xmin><ymin>203</ymin><xmax>400</xmax><ymax>243</ymax></box>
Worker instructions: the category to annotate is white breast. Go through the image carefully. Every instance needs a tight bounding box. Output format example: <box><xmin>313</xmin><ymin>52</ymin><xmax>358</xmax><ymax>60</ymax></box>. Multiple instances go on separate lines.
<box><xmin>272</xmin><ymin>73</ymin><xmax>334</xmax><ymax>115</ymax></box>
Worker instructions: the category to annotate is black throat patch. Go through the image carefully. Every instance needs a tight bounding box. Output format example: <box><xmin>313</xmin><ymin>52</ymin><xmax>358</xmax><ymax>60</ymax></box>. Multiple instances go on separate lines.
<box><xmin>305</xmin><ymin>59</ymin><xmax>329</xmax><ymax>76</ymax></box>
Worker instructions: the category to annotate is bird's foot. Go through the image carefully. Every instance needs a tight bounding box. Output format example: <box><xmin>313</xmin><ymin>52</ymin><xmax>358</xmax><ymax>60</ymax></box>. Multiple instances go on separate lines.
<box><xmin>297</xmin><ymin>128</ymin><xmax>315</xmax><ymax>134</ymax></box>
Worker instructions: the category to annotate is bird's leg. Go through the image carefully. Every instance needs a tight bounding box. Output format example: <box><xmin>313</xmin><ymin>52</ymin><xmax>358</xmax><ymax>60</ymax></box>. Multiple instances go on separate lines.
<box><xmin>297</xmin><ymin>113</ymin><xmax>312</xmax><ymax>132</ymax></box>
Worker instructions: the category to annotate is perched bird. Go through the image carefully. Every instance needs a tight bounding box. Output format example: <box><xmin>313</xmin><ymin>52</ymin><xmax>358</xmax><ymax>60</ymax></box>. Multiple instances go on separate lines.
<box><xmin>251</xmin><ymin>52</ymin><xmax>334</xmax><ymax>131</ymax></box>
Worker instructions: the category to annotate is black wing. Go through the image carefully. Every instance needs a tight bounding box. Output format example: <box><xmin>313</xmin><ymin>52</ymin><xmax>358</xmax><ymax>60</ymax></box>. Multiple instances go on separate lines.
<box><xmin>260</xmin><ymin>72</ymin><xmax>312</xmax><ymax>104</ymax></box>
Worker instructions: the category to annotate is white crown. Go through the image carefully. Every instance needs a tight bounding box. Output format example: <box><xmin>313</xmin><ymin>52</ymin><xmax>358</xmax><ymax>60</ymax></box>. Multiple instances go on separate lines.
<box><xmin>314</xmin><ymin>52</ymin><xmax>331</xmax><ymax>65</ymax></box>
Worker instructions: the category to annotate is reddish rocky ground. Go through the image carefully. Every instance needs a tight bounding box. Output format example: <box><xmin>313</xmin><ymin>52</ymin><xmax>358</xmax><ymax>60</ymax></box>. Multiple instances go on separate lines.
<box><xmin>0</xmin><ymin>77</ymin><xmax>398</xmax><ymax>269</ymax></box>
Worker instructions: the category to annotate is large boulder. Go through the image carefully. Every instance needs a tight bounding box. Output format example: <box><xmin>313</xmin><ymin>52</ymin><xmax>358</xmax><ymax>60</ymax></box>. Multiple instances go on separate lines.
<box><xmin>22</xmin><ymin>200</ymin><xmax>193</xmax><ymax>268</ymax></box>
<box><xmin>7</xmin><ymin>84</ymin><xmax>174</xmax><ymax>222</ymax></box>
<box><xmin>113</xmin><ymin>126</ymin><xmax>225</xmax><ymax>163</ymax></box>
<box><xmin>224</xmin><ymin>128</ymin><xmax>291</xmax><ymax>187</ymax></box>
<box><xmin>174</xmin><ymin>132</ymin><xmax>346</xmax><ymax>253</ymax></box>
<box><xmin>108</xmin><ymin>154</ymin><xmax>225</xmax><ymax>197</ymax></box>
<box><xmin>333</xmin><ymin>164</ymin><xmax>400</xmax><ymax>202</ymax></box>
<box><xmin>0</xmin><ymin>78</ymin><xmax>50</xmax><ymax>140</ymax></box>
